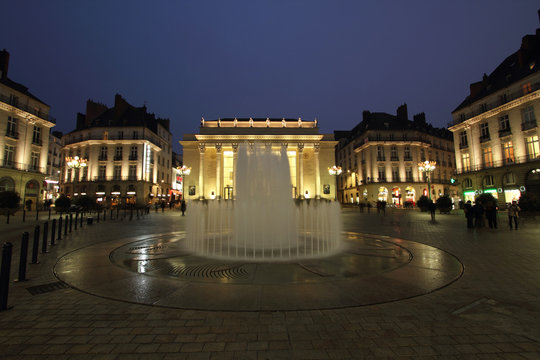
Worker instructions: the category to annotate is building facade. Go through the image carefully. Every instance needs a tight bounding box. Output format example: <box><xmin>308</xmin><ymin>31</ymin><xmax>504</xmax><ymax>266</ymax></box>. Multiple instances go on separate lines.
<box><xmin>43</xmin><ymin>131</ymin><xmax>63</xmax><ymax>202</ymax></box>
<box><xmin>335</xmin><ymin>104</ymin><xmax>456</xmax><ymax>206</ymax></box>
<box><xmin>180</xmin><ymin>118</ymin><xmax>337</xmax><ymax>201</ymax></box>
<box><xmin>0</xmin><ymin>50</ymin><xmax>55</xmax><ymax>210</ymax></box>
<box><xmin>448</xmin><ymin>28</ymin><xmax>540</xmax><ymax>205</ymax></box>
<box><xmin>61</xmin><ymin>94</ymin><xmax>172</xmax><ymax>207</ymax></box>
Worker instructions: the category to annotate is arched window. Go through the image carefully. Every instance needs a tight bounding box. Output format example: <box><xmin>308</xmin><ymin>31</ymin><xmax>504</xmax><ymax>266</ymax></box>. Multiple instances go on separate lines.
<box><xmin>0</xmin><ymin>177</ymin><xmax>15</xmax><ymax>192</ymax></box>
<box><xmin>463</xmin><ymin>178</ymin><xmax>473</xmax><ymax>188</ymax></box>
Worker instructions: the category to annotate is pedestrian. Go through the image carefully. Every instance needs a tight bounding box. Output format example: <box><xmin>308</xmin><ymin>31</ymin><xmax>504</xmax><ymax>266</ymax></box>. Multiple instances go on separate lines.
<box><xmin>464</xmin><ymin>200</ymin><xmax>474</xmax><ymax>228</ymax></box>
<box><xmin>381</xmin><ymin>200</ymin><xmax>386</xmax><ymax>215</ymax></box>
<box><xmin>473</xmin><ymin>201</ymin><xmax>484</xmax><ymax>228</ymax></box>
<box><xmin>161</xmin><ymin>201</ymin><xmax>165</xmax><ymax>212</ymax></box>
<box><xmin>485</xmin><ymin>200</ymin><xmax>498</xmax><ymax>229</ymax></box>
<box><xmin>181</xmin><ymin>199</ymin><xmax>186</xmax><ymax>216</ymax></box>
<box><xmin>429</xmin><ymin>201</ymin><xmax>436</xmax><ymax>222</ymax></box>
<box><xmin>507</xmin><ymin>200</ymin><xmax>520</xmax><ymax>230</ymax></box>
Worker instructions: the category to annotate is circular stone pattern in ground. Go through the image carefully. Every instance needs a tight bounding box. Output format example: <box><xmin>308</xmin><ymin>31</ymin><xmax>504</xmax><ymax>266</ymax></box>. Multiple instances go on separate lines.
<box><xmin>54</xmin><ymin>232</ymin><xmax>463</xmax><ymax>311</ymax></box>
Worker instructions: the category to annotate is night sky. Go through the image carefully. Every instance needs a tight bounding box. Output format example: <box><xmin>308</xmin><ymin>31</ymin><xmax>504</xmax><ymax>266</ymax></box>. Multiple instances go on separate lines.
<box><xmin>1</xmin><ymin>1</ymin><xmax>539</xmax><ymax>152</ymax></box>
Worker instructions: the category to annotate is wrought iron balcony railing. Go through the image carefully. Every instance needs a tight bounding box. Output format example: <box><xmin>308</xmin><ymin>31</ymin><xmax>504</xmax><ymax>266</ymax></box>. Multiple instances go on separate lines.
<box><xmin>0</xmin><ymin>93</ymin><xmax>56</xmax><ymax>124</ymax></box>
<box><xmin>1</xmin><ymin>159</ymin><xmax>46</xmax><ymax>174</ymax></box>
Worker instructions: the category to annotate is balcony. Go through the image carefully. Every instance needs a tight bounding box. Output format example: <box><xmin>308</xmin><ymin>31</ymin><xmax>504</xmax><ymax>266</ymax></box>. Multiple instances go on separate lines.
<box><xmin>5</xmin><ymin>130</ymin><xmax>18</xmax><ymax>139</ymax></box>
<box><xmin>114</xmin><ymin>155</ymin><xmax>123</xmax><ymax>161</ymax></box>
<box><xmin>479</xmin><ymin>135</ymin><xmax>491</xmax><ymax>143</ymax></box>
<box><xmin>1</xmin><ymin>159</ymin><xmax>46</xmax><ymax>174</ymax></box>
<box><xmin>32</xmin><ymin>138</ymin><xmax>42</xmax><ymax>146</ymax></box>
<box><xmin>98</xmin><ymin>155</ymin><xmax>108</xmax><ymax>161</ymax></box>
<box><xmin>0</xmin><ymin>93</ymin><xmax>56</xmax><ymax>124</ymax></box>
<box><xmin>403</xmin><ymin>156</ymin><xmax>412</xmax><ymax>161</ymax></box>
<box><xmin>376</xmin><ymin>157</ymin><xmax>385</xmax><ymax>162</ymax></box>
<box><xmin>522</xmin><ymin>120</ymin><xmax>538</xmax><ymax>132</ymax></box>
<box><xmin>459</xmin><ymin>142</ymin><xmax>468</xmax><ymax>149</ymax></box>
<box><xmin>498</xmin><ymin>129</ymin><xmax>512</xmax><ymax>138</ymax></box>
<box><xmin>390</xmin><ymin>157</ymin><xmax>399</xmax><ymax>161</ymax></box>
<box><xmin>456</xmin><ymin>154</ymin><xmax>540</xmax><ymax>174</ymax></box>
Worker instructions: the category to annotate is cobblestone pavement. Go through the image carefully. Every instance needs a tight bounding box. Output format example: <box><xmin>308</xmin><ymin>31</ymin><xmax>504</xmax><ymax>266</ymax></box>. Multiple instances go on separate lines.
<box><xmin>0</xmin><ymin>207</ymin><xmax>539</xmax><ymax>359</ymax></box>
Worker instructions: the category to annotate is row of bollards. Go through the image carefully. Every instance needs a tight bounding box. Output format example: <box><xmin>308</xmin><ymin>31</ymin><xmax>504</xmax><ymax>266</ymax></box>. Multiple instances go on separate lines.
<box><xmin>1</xmin><ymin>206</ymin><xmax>150</xmax><ymax>310</ymax></box>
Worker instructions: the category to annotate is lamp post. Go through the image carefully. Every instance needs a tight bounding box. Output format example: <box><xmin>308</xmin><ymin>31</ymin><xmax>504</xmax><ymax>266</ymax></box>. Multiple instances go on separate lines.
<box><xmin>418</xmin><ymin>160</ymin><xmax>436</xmax><ymax>200</ymax></box>
<box><xmin>177</xmin><ymin>165</ymin><xmax>191</xmax><ymax>200</ymax></box>
<box><xmin>66</xmin><ymin>156</ymin><xmax>87</xmax><ymax>188</ymax></box>
<box><xmin>328</xmin><ymin>165</ymin><xmax>342</xmax><ymax>201</ymax></box>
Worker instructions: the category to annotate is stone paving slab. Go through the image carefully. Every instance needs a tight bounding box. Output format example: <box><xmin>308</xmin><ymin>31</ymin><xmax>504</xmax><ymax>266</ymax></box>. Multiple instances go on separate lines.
<box><xmin>0</xmin><ymin>208</ymin><xmax>539</xmax><ymax>358</ymax></box>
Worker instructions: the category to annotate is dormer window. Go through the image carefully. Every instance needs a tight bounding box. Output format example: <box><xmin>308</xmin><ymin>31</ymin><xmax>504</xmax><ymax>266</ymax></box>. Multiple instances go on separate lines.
<box><xmin>523</xmin><ymin>82</ymin><xmax>532</xmax><ymax>95</ymax></box>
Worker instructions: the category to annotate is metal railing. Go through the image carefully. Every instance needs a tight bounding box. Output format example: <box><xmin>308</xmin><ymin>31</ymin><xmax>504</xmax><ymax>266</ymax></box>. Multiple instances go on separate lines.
<box><xmin>64</xmin><ymin>176</ymin><xmax>143</xmax><ymax>182</ymax></box>
<box><xmin>0</xmin><ymin>93</ymin><xmax>56</xmax><ymax>123</ymax></box>
<box><xmin>456</xmin><ymin>154</ymin><xmax>540</xmax><ymax>174</ymax></box>
<box><xmin>63</xmin><ymin>133</ymin><xmax>163</xmax><ymax>148</ymax></box>
<box><xmin>1</xmin><ymin>160</ymin><xmax>46</xmax><ymax>174</ymax></box>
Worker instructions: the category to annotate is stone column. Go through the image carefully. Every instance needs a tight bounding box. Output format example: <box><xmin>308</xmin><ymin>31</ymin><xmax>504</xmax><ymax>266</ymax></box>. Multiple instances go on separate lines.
<box><xmin>297</xmin><ymin>143</ymin><xmax>304</xmax><ymax>199</ymax></box>
<box><xmin>232</xmin><ymin>143</ymin><xmax>238</xmax><ymax>200</ymax></box>
<box><xmin>314</xmin><ymin>143</ymin><xmax>321</xmax><ymax>199</ymax></box>
<box><xmin>215</xmin><ymin>144</ymin><xmax>222</xmax><ymax>199</ymax></box>
<box><xmin>198</xmin><ymin>143</ymin><xmax>205</xmax><ymax>200</ymax></box>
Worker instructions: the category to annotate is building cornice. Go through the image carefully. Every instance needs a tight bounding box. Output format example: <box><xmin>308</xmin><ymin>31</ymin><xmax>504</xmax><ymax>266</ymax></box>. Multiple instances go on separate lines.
<box><xmin>449</xmin><ymin>89</ymin><xmax>540</xmax><ymax>132</ymax></box>
<box><xmin>0</xmin><ymin>101</ymin><xmax>55</xmax><ymax>128</ymax></box>
<box><xmin>62</xmin><ymin>139</ymin><xmax>162</xmax><ymax>151</ymax></box>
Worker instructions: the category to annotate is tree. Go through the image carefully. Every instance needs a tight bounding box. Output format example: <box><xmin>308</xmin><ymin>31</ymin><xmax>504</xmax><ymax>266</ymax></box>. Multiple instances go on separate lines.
<box><xmin>0</xmin><ymin>191</ymin><xmax>21</xmax><ymax>216</ymax></box>
<box><xmin>54</xmin><ymin>195</ymin><xmax>71</xmax><ymax>213</ymax></box>
<box><xmin>435</xmin><ymin>195</ymin><xmax>453</xmax><ymax>213</ymax></box>
<box><xmin>73</xmin><ymin>195</ymin><xmax>96</xmax><ymax>211</ymax></box>
<box><xmin>475</xmin><ymin>193</ymin><xmax>498</xmax><ymax>207</ymax></box>
<box><xmin>518</xmin><ymin>192</ymin><xmax>540</xmax><ymax>212</ymax></box>
<box><xmin>416</xmin><ymin>195</ymin><xmax>431</xmax><ymax>212</ymax></box>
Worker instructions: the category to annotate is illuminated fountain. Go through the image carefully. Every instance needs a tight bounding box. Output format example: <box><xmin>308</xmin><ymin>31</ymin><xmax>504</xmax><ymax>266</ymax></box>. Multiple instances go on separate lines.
<box><xmin>185</xmin><ymin>143</ymin><xmax>342</xmax><ymax>261</ymax></box>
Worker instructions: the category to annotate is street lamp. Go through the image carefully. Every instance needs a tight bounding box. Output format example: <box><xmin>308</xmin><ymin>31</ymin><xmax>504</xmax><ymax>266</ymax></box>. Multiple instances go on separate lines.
<box><xmin>66</xmin><ymin>156</ymin><xmax>87</xmax><ymax>169</ymax></box>
<box><xmin>418</xmin><ymin>160</ymin><xmax>436</xmax><ymax>200</ymax></box>
<box><xmin>177</xmin><ymin>165</ymin><xmax>191</xmax><ymax>200</ymax></box>
<box><xmin>328</xmin><ymin>165</ymin><xmax>342</xmax><ymax>201</ymax></box>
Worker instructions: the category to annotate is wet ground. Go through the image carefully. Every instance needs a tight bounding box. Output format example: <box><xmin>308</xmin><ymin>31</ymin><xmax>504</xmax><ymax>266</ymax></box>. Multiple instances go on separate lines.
<box><xmin>1</xmin><ymin>206</ymin><xmax>539</xmax><ymax>359</ymax></box>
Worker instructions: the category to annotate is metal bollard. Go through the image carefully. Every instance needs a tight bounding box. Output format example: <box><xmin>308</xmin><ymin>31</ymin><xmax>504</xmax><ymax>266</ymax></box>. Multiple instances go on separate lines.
<box><xmin>97</xmin><ymin>211</ymin><xmax>100</xmax><ymax>223</ymax></box>
<box><xmin>22</xmin><ymin>209</ymin><xmax>26</xmax><ymax>222</ymax></box>
<box><xmin>130</xmin><ymin>208</ymin><xmax>133</xmax><ymax>221</ymax></box>
<box><xmin>16</xmin><ymin>233</ymin><xmax>29</xmax><ymax>282</ymax></box>
<box><xmin>110</xmin><ymin>209</ymin><xmax>113</xmax><ymax>220</ymax></box>
<box><xmin>102</xmin><ymin>209</ymin><xmax>105</xmax><ymax>222</ymax></box>
<box><xmin>0</xmin><ymin>242</ymin><xmax>13</xmax><ymax>311</ymax></box>
<box><xmin>41</xmin><ymin>221</ymin><xmax>48</xmax><ymax>253</ymax></box>
<box><xmin>31</xmin><ymin>225</ymin><xmax>40</xmax><ymax>264</ymax></box>
<box><xmin>117</xmin><ymin>208</ymin><xmax>119</xmax><ymax>219</ymax></box>
<box><xmin>57</xmin><ymin>216</ymin><xmax>63</xmax><ymax>240</ymax></box>
<box><xmin>6</xmin><ymin>212</ymin><xmax>9</xmax><ymax>224</ymax></box>
<box><xmin>48</xmin><ymin>208</ymin><xmax>51</xmax><ymax>220</ymax></box>
<box><xmin>36</xmin><ymin>209</ymin><xmax>39</xmax><ymax>221</ymax></box>
<box><xmin>69</xmin><ymin>213</ymin><xmax>73</xmax><ymax>232</ymax></box>
<box><xmin>64</xmin><ymin>215</ymin><xmax>68</xmax><ymax>237</ymax></box>
<box><xmin>74</xmin><ymin>213</ymin><xmax>78</xmax><ymax>230</ymax></box>
<box><xmin>80</xmin><ymin>212</ymin><xmax>83</xmax><ymax>228</ymax></box>
<box><xmin>51</xmin><ymin>219</ymin><xmax>56</xmax><ymax>246</ymax></box>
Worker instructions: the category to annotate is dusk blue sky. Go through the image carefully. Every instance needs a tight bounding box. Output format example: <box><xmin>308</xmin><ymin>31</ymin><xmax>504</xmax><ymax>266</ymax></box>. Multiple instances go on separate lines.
<box><xmin>1</xmin><ymin>1</ymin><xmax>539</xmax><ymax>153</ymax></box>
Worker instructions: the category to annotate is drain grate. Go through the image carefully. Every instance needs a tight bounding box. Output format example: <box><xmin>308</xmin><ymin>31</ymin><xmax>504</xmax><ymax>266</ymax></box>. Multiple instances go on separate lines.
<box><xmin>26</xmin><ymin>281</ymin><xmax>69</xmax><ymax>295</ymax></box>
<box><xmin>169</xmin><ymin>264</ymin><xmax>249</xmax><ymax>279</ymax></box>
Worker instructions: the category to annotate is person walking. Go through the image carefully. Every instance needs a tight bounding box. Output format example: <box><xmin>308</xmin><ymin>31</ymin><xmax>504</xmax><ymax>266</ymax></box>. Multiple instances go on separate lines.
<box><xmin>485</xmin><ymin>200</ymin><xmax>498</xmax><ymax>229</ymax></box>
<box><xmin>473</xmin><ymin>201</ymin><xmax>484</xmax><ymax>228</ymax></box>
<box><xmin>507</xmin><ymin>200</ymin><xmax>520</xmax><ymax>230</ymax></box>
<box><xmin>180</xmin><ymin>199</ymin><xmax>186</xmax><ymax>216</ymax></box>
<box><xmin>464</xmin><ymin>200</ymin><xmax>474</xmax><ymax>228</ymax></box>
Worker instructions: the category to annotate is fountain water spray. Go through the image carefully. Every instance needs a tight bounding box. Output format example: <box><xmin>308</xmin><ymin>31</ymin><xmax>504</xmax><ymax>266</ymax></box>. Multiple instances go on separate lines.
<box><xmin>186</xmin><ymin>143</ymin><xmax>342</xmax><ymax>261</ymax></box>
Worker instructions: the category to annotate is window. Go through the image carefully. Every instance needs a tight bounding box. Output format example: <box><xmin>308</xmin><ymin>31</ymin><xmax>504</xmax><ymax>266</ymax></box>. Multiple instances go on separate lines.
<box><xmin>461</xmin><ymin>153</ymin><xmax>470</xmax><ymax>172</ymax></box>
<box><xmin>392</xmin><ymin>167</ymin><xmax>399</xmax><ymax>182</ymax></box>
<box><xmin>448</xmin><ymin>155</ymin><xmax>453</xmax><ymax>168</ymax></box>
<box><xmin>404</xmin><ymin>146</ymin><xmax>411</xmax><ymax>160</ymax></box>
<box><xmin>459</xmin><ymin>131</ymin><xmax>468</xmax><ymax>147</ymax></box>
<box><xmin>420</xmin><ymin>149</ymin><xmax>425</xmax><ymax>162</ymax></box>
<box><xmin>32</xmin><ymin>125</ymin><xmax>41</xmax><ymax>145</ymax></box>
<box><xmin>504</xmin><ymin>172</ymin><xmax>516</xmax><ymax>185</ymax></box>
<box><xmin>480</xmin><ymin>123</ymin><xmax>490</xmax><ymax>140</ymax></box>
<box><xmin>390</xmin><ymin>146</ymin><xmax>398</xmax><ymax>161</ymax></box>
<box><xmin>130</xmin><ymin>146</ymin><xmax>138</xmax><ymax>160</ymax></box>
<box><xmin>483</xmin><ymin>175</ymin><xmax>494</xmax><ymax>186</ymax></box>
<box><xmin>98</xmin><ymin>165</ymin><xmax>107</xmax><ymax>180</ymax></box>
<box><xmin>502</xmin><ymin>141</ymin><xmax>514</xmax><ymax>164</ymax></box>
<box><xmin>129</xmin><ymin>165</ymin><xmax>137</xmax><ymax>180</ymax></box>
<box><xmin>526</xmin><ymin>135</ymin><xmax>539</xmax><ymax>159</ymax></box>
<box><xmin>378</xmin><ymin>166</ymin><xmax>386</xmax><ymax>181</ymax></box>
<box><xmin>82</xmin><ymin>166</ymin><xmax>88</xmax><ymax>181</ymax></box>
<box><xmin>3</xmin><ymin>145</ymin><xmax>15</xmax><ymax>166</ymax></box>
<box><xmin>99</xmin><ymin>146</ymin><xmax>108</xmax><ymax>161</ymax></box>
<box><xmin>115</xmin><ymin>146</ymin><xmax>123</xmax><ymax>160</ymax></box>
<box><xmin>522</xmin><ymin>82</ymin><xmax>532</xmax><ymax>95</ymax></box>
<box><xmin>435</xmin><ymin>152</ymin><xmax>440</xmax><ymax>163</ymax></box>
<box><xmin>6</xmin><ymin>117</ymin><xmax>17</xmax><ymax>137</ymax></box>
<box><xmin>522</xmin><ymin>106</ymin><xmax>536</xmax><ymax>125</ymax></box>
<box><xmin>31</xmin><ymin>151</ymin><xmax>40</xmax><ymax>171</ymax></box>
<box><xmin>482</xmin><ymin>147</ymin><xmax>493</xmax><ymax>168</ymax></box>
<box><xmin>118</xmin><ymin>131</ymin><xmax>123</xmax><ymax>140</ymax></box>
<box><xmin>499</xmin><ymin>115</ymin><xmax>510</xmax><ymax>131</ymax></box>
<box><xmin>67</xmin><ymin>168</ymin><xmax>72</xmax><ymax>182</ymax></box>
<box><xmin>133</xmin><ymin>131</ymin><xmax>139</xmax><ymax>139</ymax></box>
<box><xmin>463</xmin><ymin>178</ymin><xmax>473</xmax><ymax>188</ymax></box>
<box><xmin>114</xmin><ymin>165</ymin><xmax>122</xmax><ymax>180</ymax></box>
<box><xmin>377</xmin><ymin>146</ymin><xmax>385</xmax><ymax>161</ymax></box>
<box><xmin>405</xmin><ymin>167</ymin><xmax>413</xmax><ymax>181</ymax></box>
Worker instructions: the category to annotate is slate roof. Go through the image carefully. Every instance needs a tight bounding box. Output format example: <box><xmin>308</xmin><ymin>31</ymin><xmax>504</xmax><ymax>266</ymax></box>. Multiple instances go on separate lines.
<box><xmin>453</xmin><ymin>28</ymin><xmax>540</xmax><ymax>113</ymax></box>
<box><xmin>0</xmin><ymin>76</ymin><xmax>49</xmax><ymax>106</ymax></box>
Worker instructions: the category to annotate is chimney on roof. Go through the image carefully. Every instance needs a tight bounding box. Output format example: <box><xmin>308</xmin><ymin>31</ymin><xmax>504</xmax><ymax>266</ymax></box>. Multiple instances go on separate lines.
<box><xmin>86</xmin><ymin>99</ymin><xmax>108</xmax><ymax>125</ymax></box>
<box><xmin>396</xmin><ymin>103</ymin><xmax>408</xmax><ymax>121</ymax></box>
<box><xmin>0</xmin><ymin>49</ymin><xmax>9</xmax><ymax>79</ymax></box>
<box><xmin>114</xmin><ymin>94</ymin><xmax>128</xmax><ymax>118</ymax></box>
<box><xmin>413</xmin><ymin>112</ymin><xmax>426</xmax><ymax>125</ymax></box>
<box><xmin>362</xmin><ymin>110</ymin><xmax>371</xmax><ymax>122</ymax></box>
<box><xmin>469</xmin><ymin>80</ymin><xmax>484</xmax><ymax>98</ymax></box>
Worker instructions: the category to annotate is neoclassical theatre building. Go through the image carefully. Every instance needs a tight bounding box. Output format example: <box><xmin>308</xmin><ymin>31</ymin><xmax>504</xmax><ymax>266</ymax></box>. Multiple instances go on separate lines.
<box><xmin>180</xmin><ymin>118</ymin><xmax>337</xmax><ymax>200</ymax></box>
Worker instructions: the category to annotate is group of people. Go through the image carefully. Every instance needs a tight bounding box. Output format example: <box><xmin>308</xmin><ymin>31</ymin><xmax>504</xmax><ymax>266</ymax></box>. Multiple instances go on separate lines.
<box><xmin>463</xmin><ymin>200</ymin><xmax>521</xmax><ymax>230</ymax></box>
<box><xmin>153</xmin><ymin>199</ymin><xmax>187</xmax><ymax>216</ymax></box>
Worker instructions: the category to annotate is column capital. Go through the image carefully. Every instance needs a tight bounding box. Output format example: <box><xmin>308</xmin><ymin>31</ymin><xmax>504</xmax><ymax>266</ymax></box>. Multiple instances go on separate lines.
<box><xmin>232</xmin><ymin>143</ymin><xmax>239</xmax><ymax>152</ymax></box>
<box><xmin>314</xmin><ymin>143</ymin><xmax>320</xmax><ymax>153</ymax></box>
<box><xmin>215</xmin><ymin>143</ymin><xmax>222</xmax><ymax>153</ymax></box>
<box><xmin>198</xmin><ymin>143</ymin><xmax>206</xmax><ymax>153</ymax></box>
<box><xmin>297</xmin><ymin>143</ymin><xmax>304</xmax><ymax>152</ymax></box>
